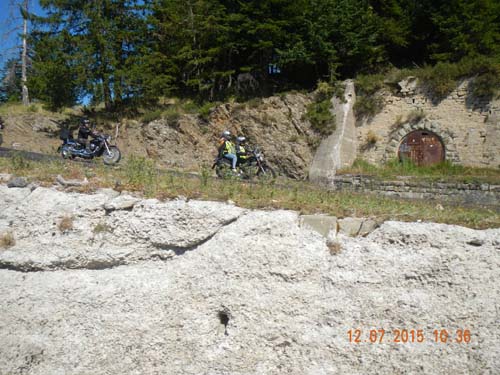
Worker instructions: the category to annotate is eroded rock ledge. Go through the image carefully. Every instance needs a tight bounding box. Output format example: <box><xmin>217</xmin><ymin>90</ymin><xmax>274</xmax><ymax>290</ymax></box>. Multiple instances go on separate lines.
<box><xmin>0</xmin><ymin>185</ymin><xmax>498</xmax><ymax>374</ymax></box>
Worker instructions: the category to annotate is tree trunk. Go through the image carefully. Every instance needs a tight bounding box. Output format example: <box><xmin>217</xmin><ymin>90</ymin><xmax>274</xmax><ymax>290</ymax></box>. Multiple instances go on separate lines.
<box><xmin>21</xmin><ymin>0</ymin><xmax>29</xmax><ymax>106</ymax></box>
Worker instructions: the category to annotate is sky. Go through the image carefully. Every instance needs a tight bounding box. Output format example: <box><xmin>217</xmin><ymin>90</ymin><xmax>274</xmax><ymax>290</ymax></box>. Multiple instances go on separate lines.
<box><xmin>0</xmin><ymin>0</ymin><xmax>46</xmax><ymax>65</ymax></box>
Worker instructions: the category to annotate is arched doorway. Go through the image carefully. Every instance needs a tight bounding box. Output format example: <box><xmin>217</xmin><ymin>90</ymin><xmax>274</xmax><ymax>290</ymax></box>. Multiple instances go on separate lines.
<box><xmin>398</xmin><ymin>130</ymin><xmax>445</xmax><ymax>166</ymax></box>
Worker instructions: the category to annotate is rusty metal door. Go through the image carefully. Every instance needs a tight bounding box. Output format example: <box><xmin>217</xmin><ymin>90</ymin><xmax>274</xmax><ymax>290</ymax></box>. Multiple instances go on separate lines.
<box><xmin>398</xmin><ymin>130</ymin><xmax>444</xmax><ymax>166</ymax></box>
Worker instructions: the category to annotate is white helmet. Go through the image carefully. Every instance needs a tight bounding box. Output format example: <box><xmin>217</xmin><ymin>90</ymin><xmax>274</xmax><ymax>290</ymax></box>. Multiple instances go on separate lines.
<box><xmin>221</xmin><ymin>130</ymin><xmax>231</xmax><ymax>140</ymax></box>
<box><xmin>236</xmin><ymin>136</ymin><xmax>246</xmax><ymax>144</ymax></box>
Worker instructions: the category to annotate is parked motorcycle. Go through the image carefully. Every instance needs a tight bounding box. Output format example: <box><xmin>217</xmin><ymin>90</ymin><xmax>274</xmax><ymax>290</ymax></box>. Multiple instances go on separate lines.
<box><xmin>59</xmin><ymin>129</ymin><xmax>121</xmax><ymax>165</ymax></box>
<box><xmin>213</xmin><ymin>146</ymin><xmax>276</xmax><ymax>180</ymax></box>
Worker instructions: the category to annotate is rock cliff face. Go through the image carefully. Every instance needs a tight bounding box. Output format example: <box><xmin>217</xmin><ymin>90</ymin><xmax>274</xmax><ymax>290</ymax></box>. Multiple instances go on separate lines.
<box><xmin>1</xmin><ymin>93</ymin><xmax>319</xmax><ymax>179</ymax></box>
<box><xmin>0</xmin><ymin>185</ymin><xmax>499</xmax><ymax>374</ymax></box>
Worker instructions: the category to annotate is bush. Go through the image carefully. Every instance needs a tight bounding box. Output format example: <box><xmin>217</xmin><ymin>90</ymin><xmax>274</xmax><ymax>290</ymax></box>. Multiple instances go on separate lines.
<box><xmin>366</xmin><ymin>130</ymin><xmax>378</xmax><ymax>145</ymax></box>
<box><xmin>10</xmin><ymin>153</ymin><xmax>31</xmax><ymax>171</ymax></box>
<box><xmin>164</xmin><ymin>107</ymin><xmax>180</xmax><ymax>127</ymax></box>
<box><xmin>124</xmin><ymin>155</ymin><xmax>157</xmax><ymax>187</ymax></box>
<box><xmin>416</xmin><ymin>62</ymin><xmax>460</xmax><ymax>99</ymax></box>
<box><xmin>353</xmin><ymin>95</ymin><xmax>385</xmax><ymax>119</ymax></box>
<box><xmin>304</xmin><ymin>100</ymin><xmax>335</xmax><ymax>136</ymax></box>
<box><xmin>142</xmin><ymin>110</ymin><xmax>162</xmax><ymax>123</ymax></box>
<box><xmin>0</xmin><ymin>231</ymin><xmax>15</xmax><ymax>248</ymax></box>
<box><xmin>353</xmin><ymin>74</ymin><xmax>386</xmax><ymax>119</ymax></box>
<box><xmin>198</xmin><ymin>102</ymin><xmax>219</xmax><ymax>121</ymax></box>
<box><xmin>93</xmin><ymin>222</ymin><xmax>111</xmax><ymax>234</ymax></box>
<box><xmin>406</xmin><ymin>109</ymin><xmax>426</xmax><ymax>124</ymax></box>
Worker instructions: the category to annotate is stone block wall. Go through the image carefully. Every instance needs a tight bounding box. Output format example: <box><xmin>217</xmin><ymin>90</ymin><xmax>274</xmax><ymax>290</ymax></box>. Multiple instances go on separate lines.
<box><xmin>331</xmin><ymin>175</ymin><xmax>500</xmax><ymax>206</ymax></box>
<box><xmin>357</xmin><ymin>80</ymin><xmax>500</xmax><ymax>168</ymax></box>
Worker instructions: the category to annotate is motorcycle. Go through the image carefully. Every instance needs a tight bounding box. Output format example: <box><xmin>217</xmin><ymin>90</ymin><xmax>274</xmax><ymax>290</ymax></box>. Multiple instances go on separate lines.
<box><xmin>213</xmin><ymin>146</ymin><xmax>276</xmax><ymax>180</ymax></box>
<box><xmin>59</xmin><ymin>129</ymin><xmax>121</xmax><ymax>165</ymax></box>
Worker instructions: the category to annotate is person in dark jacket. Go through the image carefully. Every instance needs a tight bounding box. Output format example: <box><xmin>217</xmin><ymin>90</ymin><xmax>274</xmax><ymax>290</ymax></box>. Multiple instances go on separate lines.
<box><xmin>77</xmin><ymin>118</ymin><xmax>98</xmax><ymax>150</ymax></box>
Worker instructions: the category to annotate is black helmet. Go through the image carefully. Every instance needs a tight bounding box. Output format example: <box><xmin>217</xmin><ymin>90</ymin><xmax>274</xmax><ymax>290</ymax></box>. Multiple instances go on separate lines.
<box><xmin>81</xmin><ymin>118</ymin><xmax>90</xmax><ymax>126</ymax></box>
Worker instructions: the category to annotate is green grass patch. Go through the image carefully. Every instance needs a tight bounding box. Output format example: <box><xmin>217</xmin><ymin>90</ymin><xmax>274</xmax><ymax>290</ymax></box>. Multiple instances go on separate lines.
<box><xmin>340</xmin><ymin>158</ymin><xmax>500</xmax><ymax>184</ymax></box>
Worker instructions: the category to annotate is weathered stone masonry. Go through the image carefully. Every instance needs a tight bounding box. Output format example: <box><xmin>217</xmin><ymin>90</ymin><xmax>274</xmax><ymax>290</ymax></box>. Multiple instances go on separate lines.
<box><xmin>332</xmin><ymin>174</ymin><xmax>500</xmax><ymax>206</ymax></box>
<box><xmin>358</xmin><ymin>80</ymin><xmax>500</xmax><ymax>168</ymax></box>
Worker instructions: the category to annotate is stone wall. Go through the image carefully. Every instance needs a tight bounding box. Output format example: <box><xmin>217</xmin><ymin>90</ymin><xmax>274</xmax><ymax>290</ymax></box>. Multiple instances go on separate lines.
<box><xmin>357</xmin><ymin>80</ymin><xmax>500</xmax><ymax>168</ymax></box>
<box><xmin>331</xmin><ymin>174</ymin><xmax>500</xmax><ymax>206</ymax></box>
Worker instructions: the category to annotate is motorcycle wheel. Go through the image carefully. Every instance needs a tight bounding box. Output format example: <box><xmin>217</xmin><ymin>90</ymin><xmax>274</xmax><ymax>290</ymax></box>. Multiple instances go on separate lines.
<box><xmin>103</xmin><ymin>146</ymin><xmax>121</xmax><ymax>165</ymax></box>
<box><xmin>256</xmin><ymin>164</ymin><xmax>277</xmax><ymax>181</ymax></box>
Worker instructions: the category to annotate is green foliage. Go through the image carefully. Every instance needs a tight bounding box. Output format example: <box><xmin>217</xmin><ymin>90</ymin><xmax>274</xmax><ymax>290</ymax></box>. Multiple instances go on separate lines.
<box><xmin>93</xmin><ymin>222</ymin><xmax>112</xmax><ymax>234</ymax></box>
<box><xmin>142</xmin><ymin>110</ymin><xmax>163</xmax><ymax>123</ymax></box>
<box><xmin>342</xmin><ymin>158</ymin><xmax>500</xmax><ymax>184</ymax></box>
<box><xmin>304</xmin><ymin>100</ymin><xmax>335</xmax><ymax>136</ymax></box>
<box><xmin>10</xmin><ymin>153</ymin><xmax>31</xmax><ymax>171</ymax></box>
<box><xmin>23</xmin><ymin>0</ymin><xmax>500</xmax><ymax>107</ymax></box>
<box><xmin>124</xmin><ymin>156</ymin><xmax>157</xmax><ymax>188</ymax></box>
<box><xmin>0</xmin><ymin>59</ymin><xmax>21</xmax><ymax>103</ymax></box>
<box><xmin>198</xmin><ymin>102</ymin><xmax>217</xmax><ymax>121</ymax></box>
<box><xmin>353</xmin><ymin>74</ymin><xmax>386</xmax><ymax>119</ymax></box>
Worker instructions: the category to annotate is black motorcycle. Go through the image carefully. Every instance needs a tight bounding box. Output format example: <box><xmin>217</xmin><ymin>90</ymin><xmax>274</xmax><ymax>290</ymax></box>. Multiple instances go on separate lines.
<box><xmin>213</xmin><ymin>146</ymin><xmax>276</xmax><ymax>180</ymax></box>
<box><xmin>59</xmin><ymin>129</ymin><xmax>121</xmax><ymax>165</ymax></box>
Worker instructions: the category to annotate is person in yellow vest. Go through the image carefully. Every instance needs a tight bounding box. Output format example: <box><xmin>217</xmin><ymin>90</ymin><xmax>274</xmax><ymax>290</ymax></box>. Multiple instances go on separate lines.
<box><xmin>218</xmin><ymin>130</ymin><xmax>237</xmax><ymax>170</ymax></box>
<box><xmin>235</xmin><ymin>136</ymin><xmax>250</xmax><ymax>165</ymax></box>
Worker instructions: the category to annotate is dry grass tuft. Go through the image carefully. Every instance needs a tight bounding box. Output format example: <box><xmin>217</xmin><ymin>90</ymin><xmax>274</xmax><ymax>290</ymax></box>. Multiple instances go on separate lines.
<box><xmin>58</xmin><ymin>215</ymin><xmax>74</xmax><ymax>233</ymax></box>
<box><xmin>327</xmin><ymin>239</ymin><xmax>342</xmax><ymax>255</ymax></box>
<box><xmin>0</xmin><ymin>232</ymin><xmax>16</xmax><ymax>249</ymax></box>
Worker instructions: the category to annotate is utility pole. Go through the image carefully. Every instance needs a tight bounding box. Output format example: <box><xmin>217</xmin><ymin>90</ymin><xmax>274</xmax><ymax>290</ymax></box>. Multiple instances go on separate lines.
<box><xmin>21</xmin><ymin>0</ymin><xmax>29</xmax><ymax>106</ymax></box>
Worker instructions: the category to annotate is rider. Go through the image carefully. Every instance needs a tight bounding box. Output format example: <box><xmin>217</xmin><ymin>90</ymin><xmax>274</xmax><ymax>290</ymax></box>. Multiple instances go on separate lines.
<box><xmin>218</xmin><ymin>130</ymin><xmax>237</xmax><ymax>171</ymax></box>
<box><xmin>77</xmin><ymin>118</ymin><xmax>98</xmax><ymax>151</ymax></box>
<box><xmin>235</xmin><ymin>136</ymin><xmax>250</xmax><ymax>165</ymax></box>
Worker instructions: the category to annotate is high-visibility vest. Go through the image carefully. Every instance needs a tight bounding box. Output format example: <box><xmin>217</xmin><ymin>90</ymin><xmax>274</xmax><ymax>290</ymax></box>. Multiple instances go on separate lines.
<box><xmin>237</xmin><ymin>145</ymin><xmax>248</xmax><ymax>159</ymax></box>
<box><xmin>224</xmin><ymin>140</ymin><xmax>236</xmax><ymax>155</ymax></box>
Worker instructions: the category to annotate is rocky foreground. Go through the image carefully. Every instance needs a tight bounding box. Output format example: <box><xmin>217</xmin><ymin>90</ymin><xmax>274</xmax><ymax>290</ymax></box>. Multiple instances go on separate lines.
<box><xmin>0</xmin><ymin>185</ymin><xmax>498</xmax><ymax>374</ymax></box>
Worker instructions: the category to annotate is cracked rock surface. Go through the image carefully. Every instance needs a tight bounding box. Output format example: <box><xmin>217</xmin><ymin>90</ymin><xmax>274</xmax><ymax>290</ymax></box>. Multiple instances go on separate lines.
<box><xmin>0</xmin><ymin>185</ymin><xmax>499</xmax><ymax>374</ymax></box>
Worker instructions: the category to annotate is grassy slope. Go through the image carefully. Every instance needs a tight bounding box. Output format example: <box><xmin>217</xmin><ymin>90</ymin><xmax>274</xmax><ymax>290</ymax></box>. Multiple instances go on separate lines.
<box><xmin>0</xmin><ymin>156</ymin><xmax>498</xmax><ymax>230</ymax></box>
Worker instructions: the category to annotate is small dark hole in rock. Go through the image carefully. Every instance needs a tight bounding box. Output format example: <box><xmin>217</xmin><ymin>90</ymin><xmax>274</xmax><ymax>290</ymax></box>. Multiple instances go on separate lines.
<box><xmin>218</xmin><ymin>311</ymin><xmax>229</xmax><ymax>326</ymax></box>
<box><xmin>218</xmin><ymin>311</ymin><xmax>230</xmax><ymax>335</ymax></box>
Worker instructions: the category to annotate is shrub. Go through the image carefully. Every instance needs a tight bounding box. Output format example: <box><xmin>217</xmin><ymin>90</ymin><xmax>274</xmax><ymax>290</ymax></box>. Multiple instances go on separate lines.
<box><xmin>142</xmin><ymin>110</ymin><xmax>162</xmax><ymax>123</ymax></box>
<box><xmin>246</xmin><ymin>98</ymin><xmax>262</xmax><ymax>108</ymax></box>
<box><xmin>0</xmin><ymin>231</ymin><xmax>15</xmax><ymax>248</ymax></box>
<box><xmin>366</xmin><ymin>131</ymin><xmax>378</xmax><ymax>145</ymax></box>
<box><xmin>93</xmin><ymin>222</ymin><xmax>111</xmax><ymax>234</ymax></box>
<box><xmin>198</xmin><ymin>102</ymin><xmax>216</xmax><ymax>121</ymax></box>
<box><xmin>353</xmin><ymin>95</ymin><xmax>385</xmax><ymax>119</ymax></box>
<box><xmin>164</xmin><ymin>107</ymin><xmax>181</xmax><ymax>127</ymax></box>
<box><xmin>315</xmin><ymin>81</ymin><xmax>334</xmax><ymax>102</ymax></box>
<box><xmin>416</xmin><ymin>62</ymin><xmax>460</xmax><ymax>99</ymax></box>
<box><xmin>124</xmin><ymin>155</ymin><xmax>157</xmax><ymax>187</ymax></box>
<box><xmin>406</xmin><ymin>109</ymin><xmax>426</xmax><ymax>124</ymax></box>
<box><xmin>353</xmin><ymin>74</ymin><xmax>386</xmax><ymax>119</ymax></box>
<box><xmin>10</xmin><ymin>153</ymin><xmax>31</xmax><ymax>171</ymax></box>
<box><xmin>304</xmin><ymin>100</ymin><xmax>335</xmax><ymax>136</ymax></box>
